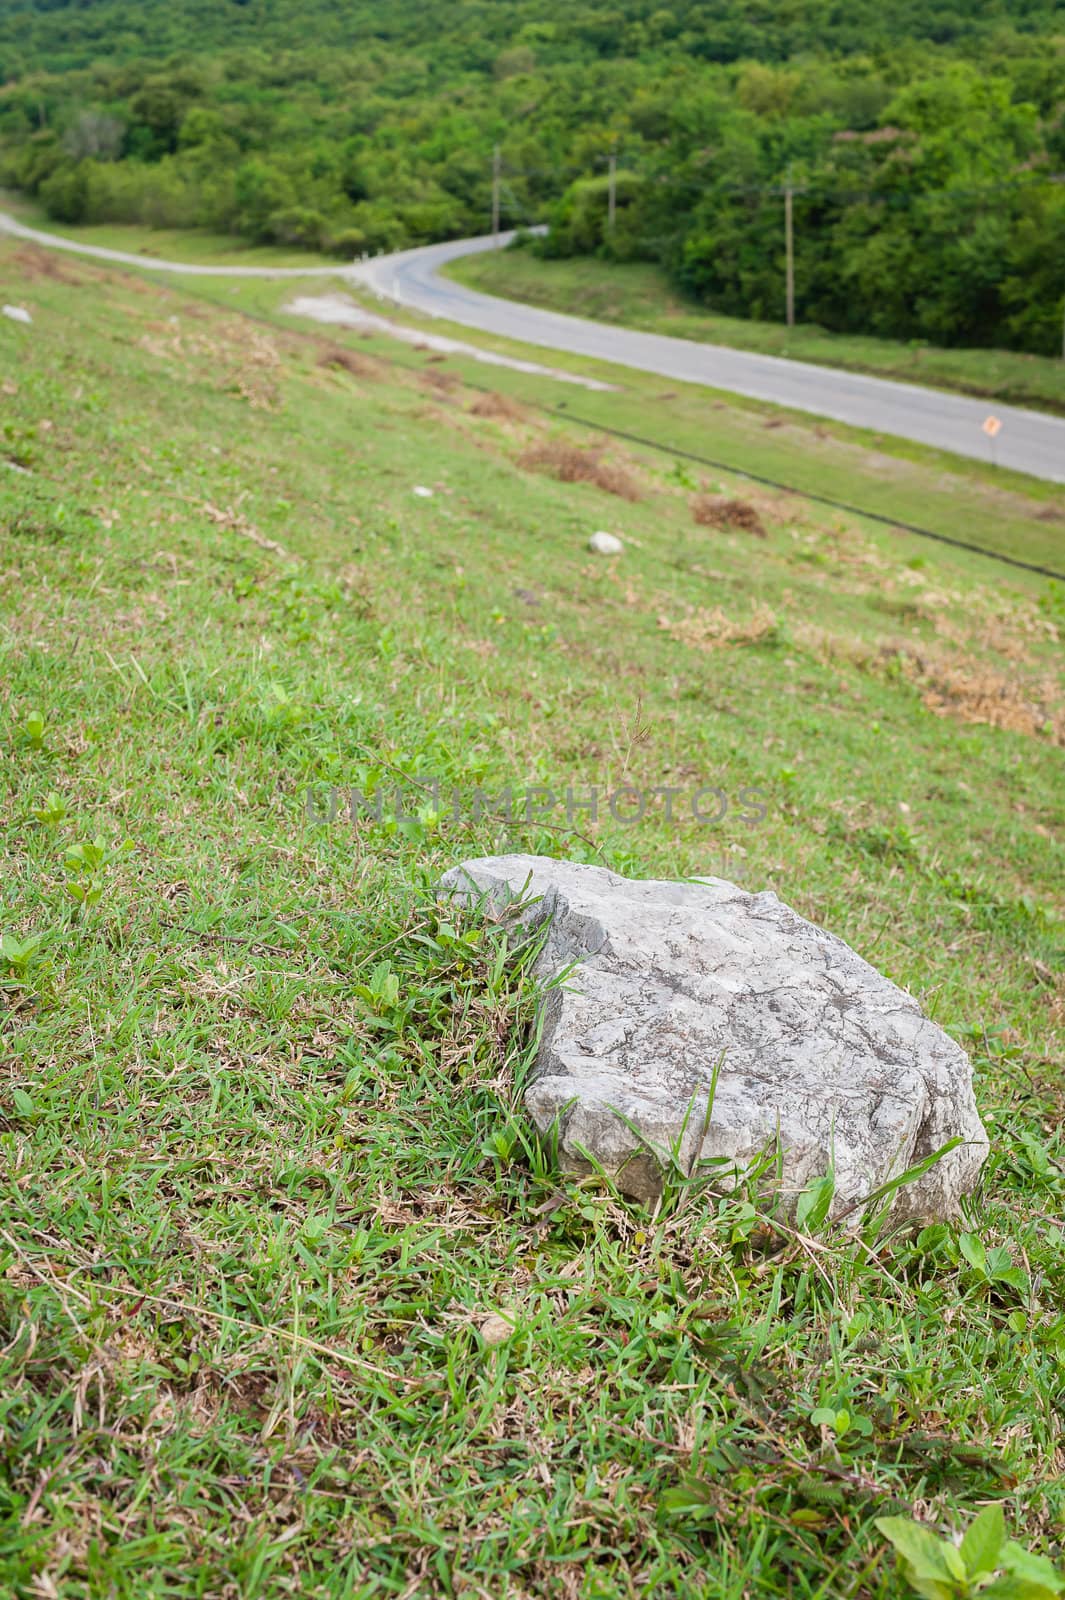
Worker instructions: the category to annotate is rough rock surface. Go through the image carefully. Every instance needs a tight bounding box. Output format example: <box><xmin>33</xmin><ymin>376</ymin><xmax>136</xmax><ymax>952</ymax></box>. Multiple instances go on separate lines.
<box><xmin>437</xmin><ymin>855</ymin><xmax>988</xmax><ymax>1221</ymax></box>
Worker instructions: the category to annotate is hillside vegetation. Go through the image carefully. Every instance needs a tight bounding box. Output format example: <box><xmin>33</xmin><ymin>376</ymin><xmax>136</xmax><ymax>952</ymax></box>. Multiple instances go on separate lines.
<box><xmin>1</xmin><ymin>234</ymin><xmax>1064</xmax><ymax>1595</ymax></box>
<box><xmin>1</xmin><ymin>0</ymin><xmax>1064</xmax><ymax>350</ymax></box>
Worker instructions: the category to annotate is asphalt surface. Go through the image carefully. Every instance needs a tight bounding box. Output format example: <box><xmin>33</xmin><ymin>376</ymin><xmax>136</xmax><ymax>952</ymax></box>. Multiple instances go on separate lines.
<box><xmin>354</xmin><ymin>233</ymin><xmax>1065</xmax><ymax>484</ymax></box>
<box><xmin>3</xmin><ymin>209</ymin><xmax>1063</xmax><ymax>482</ymax></box>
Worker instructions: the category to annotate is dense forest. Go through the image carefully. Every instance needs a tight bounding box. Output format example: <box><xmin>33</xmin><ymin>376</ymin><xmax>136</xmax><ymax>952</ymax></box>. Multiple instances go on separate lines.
<box><xmin>1</xmin><ymin>0</ymin><xmax>1064</xmax><ymax>351</ymax></box>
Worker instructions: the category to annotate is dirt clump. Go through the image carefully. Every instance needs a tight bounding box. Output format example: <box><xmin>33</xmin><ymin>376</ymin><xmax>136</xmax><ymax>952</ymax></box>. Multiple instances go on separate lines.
<box><xmin>470</xmin><ymin>391</ymin><xmax>527</xmax><ymax>421</ymax></box>
<box><xmin>518</xmin><ymin>440</ymin><xmax>642</xmax><ymax>500</ymax></box>
<box><xmin>691</xmin><ymin>494</ymin><xmax>767</xmax><ymax>537</ymax></box>
<box><xmin>316</xmin><ymin>346</ymin><xmax>377</xmax><ymax>379</ymax></box>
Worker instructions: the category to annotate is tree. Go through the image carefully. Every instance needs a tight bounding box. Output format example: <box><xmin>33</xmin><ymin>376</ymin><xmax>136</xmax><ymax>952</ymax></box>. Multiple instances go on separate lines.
<box><xmin>62</xmin><ymin>109</ymin><xmax>124</xmax><ymax>161</ymax></box>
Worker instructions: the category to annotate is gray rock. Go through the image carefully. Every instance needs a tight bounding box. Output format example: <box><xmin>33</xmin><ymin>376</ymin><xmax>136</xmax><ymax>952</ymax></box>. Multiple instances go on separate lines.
<box><xmin>437</xmin><ymin>855</ymin><xmax>988</xmax><ymax>1222</ymax></box>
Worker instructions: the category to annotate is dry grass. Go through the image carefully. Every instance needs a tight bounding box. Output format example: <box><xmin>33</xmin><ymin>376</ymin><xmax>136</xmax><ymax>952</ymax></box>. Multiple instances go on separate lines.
<box><xmin>691</xmin><ymin>494</ymin><xmax>768</xmax><ymax>538</ymax></box>
<box><xmin>913</xmin><ymin>652</ymin><xmax>1064</xmax><ymax>744</ymax></box>
<box><xmin>419</xmin><ymin>366</ymin><xmax>461</xmax><ymax>394</ymax></box>
<box><xmin>659</xmin><ymin>603</ymin><xmax>779</xmax><ymax>650</ymax></box>
<box><xmin>135</xmin><ymin>318</ymin><xmax>283</xmax><ymax>409</ymax></box>
<box><xmin>200</xmin><ymin>497</ymin><xmax>292</xmax><ymax>560</ymax></box>
<box><xmin>315</xmin><ymin>345</ymin><xmax>379</xmax><ymax>379</ymax></box>
<box><xmin>469</xmin><ymin>390</ymin><xmax>528</xmax><ymax>421</ymax></box>
<box><xmin>798</xmin><ymin>625</ymin><xmax>1065</xmax><ymax>744</ymax></box>
<box><xmin>518</xmin><ymin>439</ymin><xmax>642</xmax><ymax>500</ymax></box>
<box><xmin>8</xmin><ymin>244</ymin><xmax>83</xmax><ymax>284</ymax></box>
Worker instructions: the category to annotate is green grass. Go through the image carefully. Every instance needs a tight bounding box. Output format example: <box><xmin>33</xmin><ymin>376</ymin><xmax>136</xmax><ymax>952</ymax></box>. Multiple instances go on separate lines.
<box><xmin>1</xmin><ymin>239</ymin><xmax>1064</xmax><ymax>1598</ymax></box>
<box><xmin>178</xmin><ymin>267</ymin><xmax>1065</xmax><ymax>576</ymax></box>
<box><xmin>0</xmin><ymin>191</ymin><xmax>339</xmax><ymax>269</ymax></box>
<box><xmin>448</xmin><ymin>248</ymin><xmax>1065</xmax><ymax>418</ymax></box>
<box><xmin>6</xmin><ymin>198</ymin><xmax>1065</xmax><ymax>572</ymax></box>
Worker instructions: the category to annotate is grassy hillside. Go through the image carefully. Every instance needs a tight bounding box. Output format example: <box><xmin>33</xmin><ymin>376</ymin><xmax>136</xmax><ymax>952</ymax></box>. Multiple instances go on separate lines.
<box><xmin>450</xmin><ymin>246</ymin><xmax>1065</xmax><ymax>417</ymax></box>
<box><xmin>1</xmin><ymin>237</ymin><xmax>1064</xmax><ymax>1596</ymax></box>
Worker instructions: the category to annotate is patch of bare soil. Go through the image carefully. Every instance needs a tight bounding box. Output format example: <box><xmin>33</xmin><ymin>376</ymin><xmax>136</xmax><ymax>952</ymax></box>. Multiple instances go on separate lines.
<box><xmin>10</xmin><ymin>244</ymin><xmax>82</xmax><ymax>284</ymax></box>
<box><xmin>284</xmin><ymin>293</ymin><xmax>617</xmax><ymax>390</ymax></box>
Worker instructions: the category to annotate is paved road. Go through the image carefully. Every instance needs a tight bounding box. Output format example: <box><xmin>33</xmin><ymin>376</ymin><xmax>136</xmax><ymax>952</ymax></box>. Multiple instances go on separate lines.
<box><xmin>354</xmin><ymin>233</ymin><xmax>1065</xmax><ymax>484</ymax></box>
<box><xmin>4</xmin><ymin>209</ymin><xmax>1064</xmax><ymax>482</ymax></box>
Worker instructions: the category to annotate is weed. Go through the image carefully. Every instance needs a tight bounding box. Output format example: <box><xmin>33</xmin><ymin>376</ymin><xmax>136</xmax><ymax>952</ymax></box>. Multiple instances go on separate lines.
<box><xmin>876</xmin><ymin>1505</ymin><xmax>1063</xmax><ymax>1599</ymax></box>
<box><xmin>62</xmin><ymin>835</ymin><xmax>133</xmax><ymax>910</ymax></box>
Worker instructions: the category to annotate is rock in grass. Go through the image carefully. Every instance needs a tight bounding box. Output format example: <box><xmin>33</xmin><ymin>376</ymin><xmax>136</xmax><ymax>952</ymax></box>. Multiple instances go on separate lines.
<box><xmin>437</xmin><ymin>855</ymin><xmax>988</xmax><ymax>1223</ymax></box>
<box><xmin>588</xmin><ymin>530</ymin><xmax>623</xmax><ymax>555</ymax></box>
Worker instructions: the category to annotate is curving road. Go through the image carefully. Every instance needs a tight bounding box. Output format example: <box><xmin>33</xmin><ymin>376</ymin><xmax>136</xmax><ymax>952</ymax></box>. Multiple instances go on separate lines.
<box><xmin>3</xmin><ymin>209</ymin><xmax>1064</xmax><ymax>482</ymax></box>
<box><xmin>352</xmin><ymin>234</ymin><xmax>1065</xmax><ymax>484</ymax></box>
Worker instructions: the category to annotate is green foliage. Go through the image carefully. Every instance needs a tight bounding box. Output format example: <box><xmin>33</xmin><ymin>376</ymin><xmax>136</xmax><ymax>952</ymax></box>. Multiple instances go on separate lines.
<box><xmin>0</xmin><ymin>930</ymin><xmax>43</xmax><ymax>978</ymax></box>
<box><xmin>32</xmin><ymin>793</ymin><xmax>67</xmax><ymax>827</ymax></box>
<box><xmin>876</xmin><ymin>1507</ymin><xmax>1065</xmax><ymax>1600</ymax></box>
<box><xmin>795</xmin><ymin>1165</ymin><xmax>835</xmax><ymax>1232</ymax></box>
<box><xmin>62</xmin><ymin>835</ymin><xmax>134</xmax><ymax>910</ymax></box>
<box><xmin>1</xmin><ymin>0</ymin><xmax>1064</xmax><ymax>348</ymax></box>
<box><xmin>809</xmin><ymin>1402</ymin><xmax>874</xmax><ymax>1441</ymax></box>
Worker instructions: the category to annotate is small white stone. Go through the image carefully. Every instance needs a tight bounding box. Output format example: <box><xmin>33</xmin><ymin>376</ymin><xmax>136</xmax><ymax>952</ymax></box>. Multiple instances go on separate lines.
<box><xmin>2</xmin><ymin>305</ymin><xmax>32</xmax><ymax>325</ymax></box>
<box><xmin>412</xmin><ymin>485</ymin><xmax>434</xmax><ymax>498</ymax></box>
<box><xmin>588</xmin><ymin>531</ymin><xmax>623</xmax><ymax>555</ymax></box>
<box><xmin>479</xmin><ymin>1313</ymin><xmax>515</xmax><ymax>1346</ymax></box>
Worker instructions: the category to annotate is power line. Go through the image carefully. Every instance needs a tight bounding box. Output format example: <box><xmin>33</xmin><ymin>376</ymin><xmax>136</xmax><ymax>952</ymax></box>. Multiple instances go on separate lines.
<box><xmin>497</xmin><ymin>161</ymin><xmax>1065</xmax><ymax>207</ymax></box>
<box><xmin>546</xmin><ymin>402</ymin><xmax>1065</xmax><ymax>581</ymax></box>
<box><xmin>88</xmin><ymin>267</ymin><xmax>1062</xmax><ymax>585</ymax></box>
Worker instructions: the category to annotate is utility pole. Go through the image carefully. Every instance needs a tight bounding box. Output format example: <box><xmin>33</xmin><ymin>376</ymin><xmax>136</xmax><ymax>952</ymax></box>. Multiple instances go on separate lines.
<box><xmin>492</xmin><ymin>145</ymin><xmax>501</xmax><ymax>247</ymax></box>
<box><xmin>608</xmin><ymin>140</ymin><xmax>617</xmax><ymax>234</ymax></box>
<box><xmin>784</xmin><ymin>169</ymin><xmax>795</xmax><ymax>330</ymax></box>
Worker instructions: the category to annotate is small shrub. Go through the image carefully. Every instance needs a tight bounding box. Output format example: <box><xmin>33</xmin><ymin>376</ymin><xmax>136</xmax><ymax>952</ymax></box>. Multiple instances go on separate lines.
<box><xmin>264</xmin><ymin>205</ymin><xmax>329</xmax><ymax>249</ymax></box>
<box><xmin>327</xmin><ymin>227</ymin><xmax>369</xmax><ymax>258</ymax></box>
